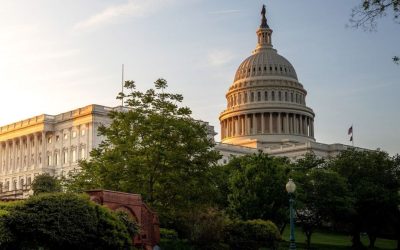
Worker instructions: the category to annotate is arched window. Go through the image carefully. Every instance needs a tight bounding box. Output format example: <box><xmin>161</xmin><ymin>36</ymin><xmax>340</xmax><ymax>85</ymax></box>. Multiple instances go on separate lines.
<box><xmin>272</xmin><ymin>91</ymin><xmax>275</xmax><ymax>101</ymax></box>
<box><xmin>257</xmin><ymin>92</ymin><xmax>261</xmax><ymax>101</ymax></box>
<box><xmin>264</xmin><ymin>91</ymin><xmax>268</xmax><ymax>101</ymax></box>
<box><xmin>251</xmin><ymin>92</ymin><xmax>254</xmax><ymax>102</ymax></box>
<box><xmin>285</xmin><ymin>92</ymin><xmax>288</xmax><ymax>101</ymax></box>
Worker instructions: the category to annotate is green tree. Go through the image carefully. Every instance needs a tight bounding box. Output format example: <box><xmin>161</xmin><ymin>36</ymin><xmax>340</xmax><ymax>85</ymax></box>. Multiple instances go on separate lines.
<box><xmin>67</xmin><ymin>79</ymin><xmax>221</xmax><ymax>227</ymax></box>
<box><xmin>329</xmin><ymin>149</ymin><xmax>400</xmax><ymax>249</ymax></box>
<box><xmin>0</xmin><ymin>193</ymin><xmax>134</xmax><ymax>249</ymax></box>
<box><xmin>350</xmin><ymin>0</ymin><xmax>400</xmax><ymax>64</ymax></box>
<box><xmin>31</xmin><ymin>173</ymin><xmax>62</xmax><ymax>195</ymax></box>
<box><xmin>293</xmin><ymin>154</ymin><xmax>354</xmax><ymax>249</ymax></box>
<box><xmin>224</xmin><ymin>152</ymin><xmax>290</xmax><ymax>233</ymax></box>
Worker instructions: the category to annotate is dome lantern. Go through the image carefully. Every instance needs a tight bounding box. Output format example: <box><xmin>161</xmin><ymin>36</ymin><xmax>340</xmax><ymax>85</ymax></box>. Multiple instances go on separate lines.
<box><xmin>255</xmin><ymin>5</ymin><xmax>273</xmax><ymax>52</ymax></box>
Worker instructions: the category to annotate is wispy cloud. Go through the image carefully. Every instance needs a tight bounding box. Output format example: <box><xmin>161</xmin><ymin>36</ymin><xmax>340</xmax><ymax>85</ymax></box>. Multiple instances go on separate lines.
<box><xmin>74</xmin><ymin>0</ymin><xmax>176</xmax><ymax>31</ymax></box>
<box><xmin>209</xmin><ymin>9</ymin><xmax>241</xmax><ymax>15</ymax></box>
<box><xmin>208</xmin><ymin>50</ymin><xmax>235</xmax><ymax>67</ymax></box>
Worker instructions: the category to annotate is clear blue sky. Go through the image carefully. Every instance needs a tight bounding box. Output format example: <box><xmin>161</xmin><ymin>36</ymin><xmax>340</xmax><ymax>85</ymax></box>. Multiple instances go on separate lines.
<box><xmin>0</xmin><ymin>0</ymin><xmax>399</xmax><ymax>155</ymax></box>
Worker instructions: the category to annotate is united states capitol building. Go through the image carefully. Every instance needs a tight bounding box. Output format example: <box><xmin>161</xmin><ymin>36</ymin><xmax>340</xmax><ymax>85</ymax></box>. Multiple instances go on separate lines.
<box><xmin>0</xmin><ymin>6</ymin><xmax>354</xmax><ymax>198</ymax></box>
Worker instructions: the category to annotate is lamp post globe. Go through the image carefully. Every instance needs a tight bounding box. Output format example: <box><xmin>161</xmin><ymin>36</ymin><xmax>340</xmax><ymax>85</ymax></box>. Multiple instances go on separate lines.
<box><xmin>286</xmin><ymin>179</ymin><xmax>296</xmax><ymax>250</ymax></box>
<box><xmin>286</xmin><ymin>178</ymin><xmax>296</xmax><ymax>193</ymax></box>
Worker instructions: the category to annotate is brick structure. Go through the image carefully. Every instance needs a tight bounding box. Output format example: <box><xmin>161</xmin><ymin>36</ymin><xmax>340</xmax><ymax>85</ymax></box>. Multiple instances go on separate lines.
<box><xmin>86</xmin><ymin>189</ymin><xmax>160</xmax><ymax>250</ymax></box>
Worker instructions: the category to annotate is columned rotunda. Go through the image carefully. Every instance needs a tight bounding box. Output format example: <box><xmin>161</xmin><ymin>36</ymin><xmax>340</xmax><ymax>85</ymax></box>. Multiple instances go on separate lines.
<box><xmin>219</xmin><ymin>6</ymin><xmax>315</xmax><ymax>148</ymax></box>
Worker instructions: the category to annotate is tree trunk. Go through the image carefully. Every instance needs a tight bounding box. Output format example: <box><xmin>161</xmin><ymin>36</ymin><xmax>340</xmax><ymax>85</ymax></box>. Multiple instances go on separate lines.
<box><xmin>352</xmin><ymin>231</ymin><xmax>363</xmax><ymax>249</ymax></box>
<box><xmin>279</xmin><ymin>222</ymin><xmax>287</xmax><ymax>235</ymax></box>
<box><xmin>368</xmin><ymin>233</ymin><xmax>376</xmax><ymax>248</ymax></box>
<box><xmin>305</xmin><ymin>231</ymin><xmax>312</xmax><ymax>250</ymax></box>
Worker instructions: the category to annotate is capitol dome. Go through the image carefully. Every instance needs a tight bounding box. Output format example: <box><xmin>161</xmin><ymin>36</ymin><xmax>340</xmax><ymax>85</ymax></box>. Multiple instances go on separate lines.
<box><xmin>219</xmin><ymin>5</ymin><xmax>315</xmax><ymax>148</ymax></box>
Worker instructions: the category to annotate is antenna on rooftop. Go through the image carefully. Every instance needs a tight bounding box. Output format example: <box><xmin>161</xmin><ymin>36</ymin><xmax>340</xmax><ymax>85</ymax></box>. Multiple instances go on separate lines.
<box><xmin>121</xmin><ymin>64</ymin><xmax>124</xmax><ymax>107</ymax></box>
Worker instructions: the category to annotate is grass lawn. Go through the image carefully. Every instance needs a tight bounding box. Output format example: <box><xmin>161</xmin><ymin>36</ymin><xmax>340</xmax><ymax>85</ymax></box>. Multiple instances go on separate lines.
<box><xmin>279</xmin><ymin>227</ymin><xmax>397</xmax><ymax>250</ymax></box>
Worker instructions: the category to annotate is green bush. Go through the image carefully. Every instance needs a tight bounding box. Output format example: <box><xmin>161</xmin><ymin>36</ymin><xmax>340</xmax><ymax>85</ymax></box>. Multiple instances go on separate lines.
<box><xmin>0</xmin><ymin>193</ymin><xmax>135</xmax><ymax>249</ymax></box>
<box><xmin>160</xmin><ymin>228</ymin><xmax>190</xmax><ymax>250</ymax></box>
<box><xmin>160</xmin><ymin>228</ymin><xmax>179</xmax><ymax>240</ymax></box>
<box><xmin>224</xmin><ymin>219</ymin><xmax>281</xmax><ymax>250</ymax></box>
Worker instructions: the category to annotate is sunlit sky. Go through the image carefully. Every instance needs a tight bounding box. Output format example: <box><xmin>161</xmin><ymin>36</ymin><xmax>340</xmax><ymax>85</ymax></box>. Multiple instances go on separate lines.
<box><xmin>0</xmin><ymin>0</ymin><xmax>399</xmax><ymax>155</ymax></box>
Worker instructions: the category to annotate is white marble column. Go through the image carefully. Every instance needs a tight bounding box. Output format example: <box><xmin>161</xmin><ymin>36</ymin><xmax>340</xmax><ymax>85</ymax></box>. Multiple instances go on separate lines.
<box><xmin>269</xmin><ymin>113</ymin><xmax>273</xmax><ymax>133</ymax></box>
<box><xmin>261</xmin><ymin>113</ymin><xmax>265</xmax><ymax>133</ymax></box>
<box><xmin>41</xmin><ymin>132</ymin><xmax>46</xmax><ymax>168</ymax></box>
<box><xmin>252</xmin><ymin>114</ymin><xmax>257</xmax><ymax>134</ymax></box>
<box><xmin>5</xmin><ymin>141</ymin><xmax>9</xmax><ymax>173</ymax></box>
<box><xmin>300</xmin><ymin>115</ymin><xmax>303</xmax><ymax>135</ymax></box>
<box><xmin>311</xmin><ymin>119</ymin><xmax>314</xmax><ymax>137</ymax></box>
<box><xmin>278</xmin><ymin>113</ymin><xmax>281</xmax><ymax>134</ymax></box>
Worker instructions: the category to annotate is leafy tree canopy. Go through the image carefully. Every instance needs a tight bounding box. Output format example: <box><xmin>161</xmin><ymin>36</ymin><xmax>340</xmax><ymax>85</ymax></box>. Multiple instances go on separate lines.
<box><xmin>292</xmin><ymin>153</ymin><xmax>354</xmax><ymax>249</ymax></box>
<box><xmin>224</xmin><ymin>152</ymin><xmax>290</xmax><ymax>231</ymax></box>
<box><xmin>328</xmin><ymin>149</ymin><xmax>400</xmax><ymax>248</ymax></box>
<box><xmin>67</xmin><ymin>79</ymin><xmax>221</xmax><ymax>225</ymax></box>
<box><xmin>31</xmin><ymin>173</ymin><xmax>62</xmax><ymax>195</ymax></box>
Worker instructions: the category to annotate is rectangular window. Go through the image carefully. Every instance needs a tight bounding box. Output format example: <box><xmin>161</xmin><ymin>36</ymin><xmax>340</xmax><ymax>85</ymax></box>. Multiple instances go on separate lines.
<box><xmin>264</xmin><ymin>91</ymin><xmax>268</xmax><ymax>101</ymax></box>
<box><xmin>81</xmin><ymin>129</ymin><xmax>86</xmax><ymax>136</ymax></box>
<box><xmin>257</xmin><ymin>92</ymin><xmax>261</xmax><ymax>101</ymax></box>
<box><xmin>251</xmin><ymin>92</ymin><xmax>254</xmax><ymax>102</ymax></box>
<box><xmin>72</xmin><ymin>131</ymin><xmax>77</xmax><ymax>138</ymax></box>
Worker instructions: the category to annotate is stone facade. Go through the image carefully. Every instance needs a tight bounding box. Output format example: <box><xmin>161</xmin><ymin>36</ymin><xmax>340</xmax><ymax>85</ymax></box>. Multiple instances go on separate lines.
<box><xmin>0</xmin><ymin>104</ymin><xmax>114</xmax><ymax>198</ymax></box>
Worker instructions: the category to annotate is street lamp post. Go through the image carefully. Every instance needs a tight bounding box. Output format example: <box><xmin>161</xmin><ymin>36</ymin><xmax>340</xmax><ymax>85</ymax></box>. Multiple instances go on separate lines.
<box><xmin>286</xmin><ymin>179</ymin><xmax>296</xmax><ymax>250</ymax></box>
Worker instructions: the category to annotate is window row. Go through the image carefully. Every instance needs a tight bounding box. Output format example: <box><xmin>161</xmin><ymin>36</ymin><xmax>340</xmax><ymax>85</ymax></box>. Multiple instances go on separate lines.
<box><xmin>238</xmin><ymin>64</ymin><xmax>293</xmax><ymax>76</ymax></box>
<box><xmin>227</xmin><ymin>90</ymin><xmax>305</xmax><ymax>108</ymax></box>
<box><xmin>47</xmin><ymin>128</ymin><xmax>86</xmax><ymax>144</ymax></box>
<box><xmin>0</xmin><ymin>147</ymin><xmax>86</xmax><ymax>171</ymax></box>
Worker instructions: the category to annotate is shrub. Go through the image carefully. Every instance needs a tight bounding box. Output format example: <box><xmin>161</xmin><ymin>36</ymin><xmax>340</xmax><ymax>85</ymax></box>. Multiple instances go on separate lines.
<box><xmin>159</xmin><ymin>228</ymin><xmax>191</xmax><ymax>250</ymax></box>
<box><xmin>224</xmin><ymin>219</ymin><xmax>281</xmax><ymax>250</ymax></box>
<box><xmin>0</xmin><ymin>193</ymin><xmax>135</xmax><ymax>249</ymax></box>
<box><xmin>31</xmin><ymin>173</ymin><xmax>62</xmax><ymax>195</ymax></box>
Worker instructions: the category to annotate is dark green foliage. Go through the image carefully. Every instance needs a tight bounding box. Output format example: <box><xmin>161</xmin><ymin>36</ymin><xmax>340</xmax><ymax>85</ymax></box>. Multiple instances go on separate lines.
<box><xmin>116</xmin><ymin>210</ymin><xmax>140</xmax><ymax>237</ymax></box>
<box><xmin>224</xmin><ymin>152</ymin><xmax>290</xmax><ymax>231</ymax></box>
<box><xmin>0</xmin><ymin>193</ymin><xmax>134</xmax><ymax>249</ymax></box>
<box><xmin>31</xmin><ymin>173</ymin><xmax>62</xmax><ymax>195</ymax></box>
<box><xmin>66</xmin><ymin>79</ymin><xmax>221</xmax><ymax>226</ymax></box>
<box><xmin>224</xmin><ymin>219</ymin><xmax>281</xmax><ymax>250</ymax></box>
<box><xmin>160</xmin><ymin>228</ymin><xmax>192</xmax><ymax>250</ymax></box>
<box><xmin>292</xmin><ymin>153</ymin><xmax>354</xmax><ymax>249</ymax></box>
<box><xmin>183</xmin><ymin>208</ymin><xmax>229</xmax><ymax>249</ymax></box>
<box><xmin>328</xmin><ymin>149</ymin><xmax>400</xmax><ymax>248</ymax></box>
